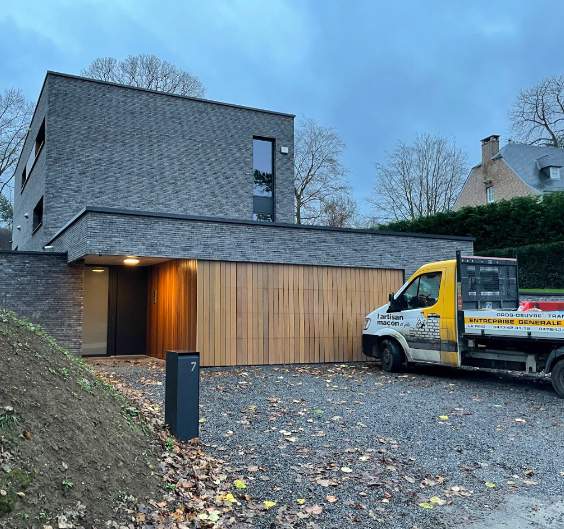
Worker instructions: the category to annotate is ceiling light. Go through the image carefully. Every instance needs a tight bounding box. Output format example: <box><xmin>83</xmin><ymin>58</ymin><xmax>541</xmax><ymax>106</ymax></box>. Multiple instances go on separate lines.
<box><xmin>44</xmin><ymin>245</ymin><xmax>53</xmax><ymax>249</ymax></box>
<box><xmin>92</xmin><ymin>268</ymin><xmax>105</xmax><ymax>273</ymax></box>
<box><xmin>123</xmin><ymin>257</ymin><xmax>140</xmax><ymax>265</ymax></box>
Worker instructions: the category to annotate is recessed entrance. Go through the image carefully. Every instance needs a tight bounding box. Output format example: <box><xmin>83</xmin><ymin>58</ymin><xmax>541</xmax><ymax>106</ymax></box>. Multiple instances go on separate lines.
<box><xmin>82</xmin><ymin>265</ymin><xmax>148</xmax><ymax>356</ymax></box>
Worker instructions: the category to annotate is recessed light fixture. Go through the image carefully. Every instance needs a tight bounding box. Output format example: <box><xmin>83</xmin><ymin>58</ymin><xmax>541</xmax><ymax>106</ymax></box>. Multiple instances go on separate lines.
<box><xmin>44</xmin><ymin>245</ymin><xmax>54</xmax><ymax>249</ymax></box>
<box><xmin>92</xmin><ymin>268</ymin><xmax>105</xmax><ymax>273</ymax></box>
<box><xmin>123</xmin><ymin>257</ymin><xmax>140</xmax><ymax>265</ymax></box>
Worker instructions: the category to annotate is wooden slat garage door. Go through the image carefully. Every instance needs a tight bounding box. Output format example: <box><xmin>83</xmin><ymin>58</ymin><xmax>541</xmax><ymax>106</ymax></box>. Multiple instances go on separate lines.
<box><xmin>195</xmin><ymin>261</ymin><xmax>403</xmax><ymax>367</ymax></box>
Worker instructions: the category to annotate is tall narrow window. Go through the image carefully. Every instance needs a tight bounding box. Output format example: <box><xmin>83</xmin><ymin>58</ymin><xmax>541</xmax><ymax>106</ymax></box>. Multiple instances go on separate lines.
<box><xmin>486</xmin><ymin>186</ymin><xmax>494</xmax><ymax>203</ymax></box>
<box><xmin>253</xmin><ymin>138</ymin><xmax>274</xmax><ymax>221</ymax></box>
<box><xmin>32</xmin><ymin>197</ymin><xmax>43</xmax><ymax>232</ymax></box>
<box><xmin>21</xmin><ymin>119</ymin><xmax>45</xmax><ymax>192</ymax></box>
<box><xmin>35</xmin><ymin>120</ymin><xmax>45</xmax><ymax>155</ymax></box>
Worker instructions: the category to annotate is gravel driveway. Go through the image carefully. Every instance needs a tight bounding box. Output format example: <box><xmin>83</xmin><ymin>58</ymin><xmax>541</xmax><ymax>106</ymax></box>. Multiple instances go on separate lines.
<box><xmin>92</xmin><ymin>359</ymin><xmax>564</xmax><ymax>529</ymax></box>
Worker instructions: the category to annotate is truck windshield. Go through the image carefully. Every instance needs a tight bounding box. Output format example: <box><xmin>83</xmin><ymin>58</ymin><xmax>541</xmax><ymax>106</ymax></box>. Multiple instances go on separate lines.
<box><xmin>397</xmin><ymin>272</ymin><xmax>442</xmax><ymax>310</ymax></box>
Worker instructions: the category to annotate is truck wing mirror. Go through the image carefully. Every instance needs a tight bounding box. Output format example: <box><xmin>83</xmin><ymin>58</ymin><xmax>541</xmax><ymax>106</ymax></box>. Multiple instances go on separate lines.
<box><xmin>388</xmin><ymin>292</ymin><xmax>402</xmax><ymax>312</ymax></box>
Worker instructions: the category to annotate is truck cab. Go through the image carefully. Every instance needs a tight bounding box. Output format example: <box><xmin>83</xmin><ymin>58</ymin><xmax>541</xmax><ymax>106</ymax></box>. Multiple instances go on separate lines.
<box><xmin>362</xmin><ymin>253</ymin><xmax>564</xmax><ymax>398</ymax></box>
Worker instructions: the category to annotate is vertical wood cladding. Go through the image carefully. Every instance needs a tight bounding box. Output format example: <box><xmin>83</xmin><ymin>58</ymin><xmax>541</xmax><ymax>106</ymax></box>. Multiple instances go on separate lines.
<box><xmin>187</xmin><ymin>260</ymin><xmax>402</xmax><ymax>366</ymax></box>
<box><xmin>147</xmin><ymin>260</ymin><xmax>198</xmax><ymax>359</ymax></box>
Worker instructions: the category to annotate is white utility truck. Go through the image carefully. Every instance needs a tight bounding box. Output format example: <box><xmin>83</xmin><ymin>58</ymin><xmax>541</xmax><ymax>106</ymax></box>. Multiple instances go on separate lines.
<box><xmin>362</xmin><ymin>252</ymin><xmax>564</xmax><ymax>398</ymax></box>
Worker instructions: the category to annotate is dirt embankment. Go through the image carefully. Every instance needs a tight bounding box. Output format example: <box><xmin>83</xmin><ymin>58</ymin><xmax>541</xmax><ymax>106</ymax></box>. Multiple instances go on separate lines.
<box><xmin>0</xmin><ymin>309</ymin><xmax>162</xmax><ymax>528</ymax></box>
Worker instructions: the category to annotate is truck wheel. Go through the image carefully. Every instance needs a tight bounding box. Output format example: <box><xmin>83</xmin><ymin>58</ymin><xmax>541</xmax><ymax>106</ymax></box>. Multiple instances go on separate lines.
<box><xmin>551</xmin><ymin>360</ymin><xmax>564</xmax><ymax>399</ymax></box>
<box><xmin>379</xmin><ymin>339</ymin><xmax>404</xmax><ymax>372</ymax></box>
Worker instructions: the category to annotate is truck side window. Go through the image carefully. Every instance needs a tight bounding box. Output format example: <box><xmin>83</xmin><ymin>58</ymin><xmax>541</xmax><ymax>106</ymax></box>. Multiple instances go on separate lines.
<box><xmin>396</xmin><ymin>272</ymin><xmax>442</xmax><ymax>310</ymax></box>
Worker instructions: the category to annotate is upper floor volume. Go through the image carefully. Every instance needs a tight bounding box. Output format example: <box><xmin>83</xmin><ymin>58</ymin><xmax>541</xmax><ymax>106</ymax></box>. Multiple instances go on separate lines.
<box><xmin>12</xmin><ymin>71</ymin><xmax>295</xmax><ymax>251</ymax></box>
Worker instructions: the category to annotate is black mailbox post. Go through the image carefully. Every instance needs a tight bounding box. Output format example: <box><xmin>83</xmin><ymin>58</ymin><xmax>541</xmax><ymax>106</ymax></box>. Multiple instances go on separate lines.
<box><xmin>165</xmin><ymin>350</ymin><xmax>200</xmax><ymax>441</ymax></box>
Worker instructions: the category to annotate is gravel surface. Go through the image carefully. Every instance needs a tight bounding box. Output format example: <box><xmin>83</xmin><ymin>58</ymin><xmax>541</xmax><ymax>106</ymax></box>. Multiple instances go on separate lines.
<box><xmin>93</xmin><ymin>360</ymin><xmax>564</xmax><ymax>528</ymax></box>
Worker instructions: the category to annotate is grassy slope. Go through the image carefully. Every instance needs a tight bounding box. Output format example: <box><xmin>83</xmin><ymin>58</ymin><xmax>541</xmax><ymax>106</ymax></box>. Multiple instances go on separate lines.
<box><xmin>0</xmin><ymin>309</ymin><xmax>162</xmax><ymax>528</ymax></box>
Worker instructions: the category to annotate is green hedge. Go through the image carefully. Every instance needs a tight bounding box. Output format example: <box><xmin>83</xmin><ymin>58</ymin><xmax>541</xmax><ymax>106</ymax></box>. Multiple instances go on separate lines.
<box><xmin>379</xmin><ymin>192</ymin><xmax>564</xmax><ymax>253</ymax></box>
<box><xmin>485</xmin><ymin>241</ymin><xmax>564</xmax><ymax>289</ymax></box>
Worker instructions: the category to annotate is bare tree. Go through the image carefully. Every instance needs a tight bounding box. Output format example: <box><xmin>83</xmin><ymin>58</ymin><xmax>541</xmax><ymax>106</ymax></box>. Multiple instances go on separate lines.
<box><xmin>371</xmin><ymin>133</ymin><xmax>468</xmax><ymax>222</ymax></box>
<box><xmin>294</xmin><ymin>117</ymin><xmax>351</xmax><ymax>224</ymax></box>
<box><xmin>81</xmin><ymin>54</ymin><xmax>206</xmax><ymax>98</ymax></box>
<box><xmin>509</xmin><ymin>75</ymin><xmax>564</xmax><ymax>147</ymax></box>
<box><xmin>0</xmin><ymin>88</ymin><xmax>33</xmax><ymax>195</ymax></box>
<box><xmin>318</xmin><ymin>194</ymin><xmax>358</xmax><ymax>228</ymax></box>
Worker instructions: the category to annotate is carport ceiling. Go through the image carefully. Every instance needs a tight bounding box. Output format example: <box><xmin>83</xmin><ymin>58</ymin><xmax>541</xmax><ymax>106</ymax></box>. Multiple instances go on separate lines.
<box><xmin>83</xmin><ymin>255</ymin><xmax>173</xmax><ymax>267</ymax></box>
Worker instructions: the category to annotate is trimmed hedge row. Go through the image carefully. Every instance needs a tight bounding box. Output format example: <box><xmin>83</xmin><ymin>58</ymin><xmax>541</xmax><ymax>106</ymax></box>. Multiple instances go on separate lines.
<box><xmin>379</xmin><ymin>192</ymin><xmax>564</xmax><ymax>253</ymax></box>
<box><xmin>485</xmin><ymin>242</ymin><xmax>564</xmax><ymax>290</ymax></box>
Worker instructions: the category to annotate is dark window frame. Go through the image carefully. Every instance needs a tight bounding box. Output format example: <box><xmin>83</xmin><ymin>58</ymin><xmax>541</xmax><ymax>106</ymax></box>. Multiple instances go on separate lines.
<box><xmin>252</xmin><ymin>136</ymin><xmax>275</xmax><ymax>222</ymax></box>
<box><xmin>32</xmin><ymin>196</ymin><xmax>43</xmax><ymax>234</ymax></box>
<box><xmin>21</xmin><ymin>118</ymin><xmax>45</xmax><ymax>193</ymax></box>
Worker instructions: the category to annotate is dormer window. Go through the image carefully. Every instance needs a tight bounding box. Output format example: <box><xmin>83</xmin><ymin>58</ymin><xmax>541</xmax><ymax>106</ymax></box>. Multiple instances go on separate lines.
<box><xmin>549</xmin><ymin>166</ymin><xmax>561</xmax><ymax>180</ymax></box>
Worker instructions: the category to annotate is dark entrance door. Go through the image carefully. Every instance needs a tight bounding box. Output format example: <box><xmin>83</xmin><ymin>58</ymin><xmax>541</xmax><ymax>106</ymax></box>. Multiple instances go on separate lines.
<box><xmin>108</xmin><ymin>266</ymin><xmax>148</xmax><ymax>355</ymax></box>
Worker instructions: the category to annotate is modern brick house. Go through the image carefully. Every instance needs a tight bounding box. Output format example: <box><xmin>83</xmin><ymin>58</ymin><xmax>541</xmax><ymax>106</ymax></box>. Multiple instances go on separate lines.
<box><xmin>455</xmin><ymin>135</ymin><xmax>564</xmax><ymax>209</ymax></box>
<box><xmin>0</xmin><ymin>72</ymin><xmax>473</xmax><ymax>365</ymax></box>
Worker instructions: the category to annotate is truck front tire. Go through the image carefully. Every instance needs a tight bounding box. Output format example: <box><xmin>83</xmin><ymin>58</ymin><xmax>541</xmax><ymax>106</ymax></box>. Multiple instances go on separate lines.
<box><xmin>551</xmin><ymin>360</ymin><xmax>564</xmax><ymax>399</ymax></box>
<box><xmin>379</xmin><ymin>339</ymin><xmax>404</xmax><ymax>372</ymax></box>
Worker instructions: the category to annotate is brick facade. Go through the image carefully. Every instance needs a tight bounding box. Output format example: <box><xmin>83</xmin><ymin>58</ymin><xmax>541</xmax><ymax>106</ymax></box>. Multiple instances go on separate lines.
<box><xmin>455</xmin><ymin>158</ymin><xmax>536</xmax><ymax>210</ymax></box>
<box><xmin>0</xmin><ymin>251</ymin><xmax>83</xmax><ymax>354</ymax></box>
<box><xmin>50</xmin><ymin>208</ymin><xmax>474</xmax><ymax>279</ymax></box>
<box><xmin>13</xmin><ymin>73</ymin><xmax>295</xmax><ymax>250</ymax></box>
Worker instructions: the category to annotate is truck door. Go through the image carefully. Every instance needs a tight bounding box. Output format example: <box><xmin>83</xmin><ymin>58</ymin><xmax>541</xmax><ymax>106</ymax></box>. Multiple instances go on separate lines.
<box><xmin>390</xmin><ymin>269</ymin><xmax>445</xmax><ymax>363</ymax></box>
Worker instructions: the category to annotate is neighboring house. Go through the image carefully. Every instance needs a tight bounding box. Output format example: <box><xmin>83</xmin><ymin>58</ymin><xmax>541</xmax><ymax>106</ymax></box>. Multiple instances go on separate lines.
<box><xmin>455</xmin><ymin>135</ymin><xmax>564</xmax><ymax>209</ymax></box>
<box><xmin>0</xmin><ymin>71</ymin><xmax>473</xmax><ymax>364</ymax></box>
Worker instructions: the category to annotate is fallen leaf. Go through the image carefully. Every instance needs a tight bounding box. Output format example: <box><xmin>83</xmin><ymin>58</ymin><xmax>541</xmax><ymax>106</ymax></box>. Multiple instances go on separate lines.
<box><xmin>439</xmin><ymin>415</ymin><xmax>449</xmax><ymax>420</ymax></box>
<box><xmin>341</xmin><ymin>467</ymin><xmax>353</xmax><ymax>473</ymax></box>
<box><xmin>264</xmin><ymin>501</ymin><xmax>276</xmax><ymax>509</ymax></box>
<box><xmin>296</xmin><ymin>498</ymin><xmax>306</xmax><ymax>505</ymax></box>
<box><xmin>235</xmin><ymin>479</ymin><xmax>247</xmax><ymax>489</ymax></box>
<box><xmin>326</xmin><ymin>495</ymin><xmax>337</xmax><ymax>503</ymax></box>
<box><xmin>16</xmin><ymin>492</ymin><xmax>25</xmax><ymax>498</ymax></box>
<box><xmin>22</xmin><ymin>430</ymin><xmax>31</xmax><ymax>440</ymax></box>
<box><xmin>485</xmin><ymin>482</ymin><xmax>495</xmax><ymax>488</ymax></box>
<box><xmin>305</xmin><ymin>505</ymin><xmax>323</xmax><ymax>514</ymax></box>
<box><xmin>430</xmin><ymin>496</ymin><xmax>446</xmax><ymax>505</ymax></box>
<box><xmin>514</xmin><ymin>418</ymin><xmax>526</xmax><ymax>423</ymax></box>
<box><xmin>198</xmin><ymin>418</ymin><xmax>206</xmax><ymax>423</ymax></box>
<box><xmin>419</xmin><ymin>503</ymin><xmax>434</xmax><ymax>509</ymax></box>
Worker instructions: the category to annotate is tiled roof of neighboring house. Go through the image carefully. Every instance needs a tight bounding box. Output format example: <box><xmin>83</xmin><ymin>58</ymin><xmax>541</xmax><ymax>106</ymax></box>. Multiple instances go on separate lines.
<box><xmin>493</xmin><ymin>143</ymin><xmax>564</xmax><ymax>193</ymax></box>
<box><xmin>0</xmin><ymin>228</ymin><xmax>11</xmax><ymax>250</ymax></box>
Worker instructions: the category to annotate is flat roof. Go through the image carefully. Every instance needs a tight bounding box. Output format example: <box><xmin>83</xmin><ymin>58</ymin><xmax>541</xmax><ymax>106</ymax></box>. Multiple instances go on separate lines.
<box><xmin>45</xmin><ymin>71</ymin><xmax>295</xmax><ymax>118</ymax></box>
<box><xmin>48</xmin><ymin>206</ymin><xmax>475</xmax><ymax>247</ymax></box>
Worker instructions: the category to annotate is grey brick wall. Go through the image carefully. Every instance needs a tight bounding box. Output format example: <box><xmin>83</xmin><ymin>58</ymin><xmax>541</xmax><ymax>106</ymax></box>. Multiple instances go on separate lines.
<box><xmin>0</xmin><ymin>251</ymin><xmax>83</xmax><ymax>354</ymax></box>
<box><xmin>51</xmin><ymin>209</ymin><xmax>474</xmax><ymax>278</ymax></box>
<box><xmin>16</xmin><ymin>72</ymin><xmax>294</xmax><ymax>250</ymax></box>
<box><xmin>12</xmin><ymin>83</ymin><xmax>49</xmax><ymax>251</ymax></box>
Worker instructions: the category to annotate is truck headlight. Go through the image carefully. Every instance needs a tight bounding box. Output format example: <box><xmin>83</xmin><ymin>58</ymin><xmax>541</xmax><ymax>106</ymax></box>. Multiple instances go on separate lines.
<box><xmin>364</xmin><ymin>318</ymin><xmax>371</xmax><ymax>330</ymax></box>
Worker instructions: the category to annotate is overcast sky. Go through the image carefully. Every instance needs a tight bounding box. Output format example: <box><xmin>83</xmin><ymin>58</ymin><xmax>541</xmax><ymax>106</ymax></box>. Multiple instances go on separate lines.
<box><xmin>2</xmin><ymin>1</ymin><xmax>563</xmax><ymax>216</ymax></box>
